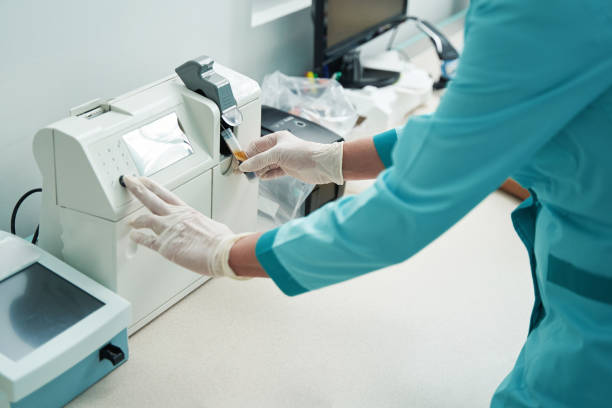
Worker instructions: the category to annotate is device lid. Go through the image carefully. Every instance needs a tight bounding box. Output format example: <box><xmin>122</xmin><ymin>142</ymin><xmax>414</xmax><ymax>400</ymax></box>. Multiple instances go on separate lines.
<box><xmin>175</xmin><ymin>56</ymin><xmax>260</xmax><ymax>120</ymax></box>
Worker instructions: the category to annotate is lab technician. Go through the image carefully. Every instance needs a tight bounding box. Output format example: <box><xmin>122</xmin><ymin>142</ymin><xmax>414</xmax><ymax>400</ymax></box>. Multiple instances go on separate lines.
<box><xmin>123</xmin><ymin>0</ymin><xmax>612</xmax><ymax>405</ymax></box>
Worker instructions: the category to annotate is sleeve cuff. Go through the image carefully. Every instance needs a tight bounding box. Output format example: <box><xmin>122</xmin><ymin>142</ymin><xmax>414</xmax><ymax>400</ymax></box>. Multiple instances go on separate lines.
<box><xmin>373</xmin><ymin>128</ymin><xmax>398</xmax><ymax>168</ymax></box>
<box><xmin>255</xmin><ymin>228</ymin><xmax>308</xmax><ymax>296</ymax></box>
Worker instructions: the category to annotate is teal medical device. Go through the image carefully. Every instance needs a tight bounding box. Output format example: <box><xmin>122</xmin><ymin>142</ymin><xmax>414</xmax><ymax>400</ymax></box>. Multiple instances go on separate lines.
<box><xmin>0</xmin><ymin>231</ymin><xmax>130</xmax><ymax>408</ymax></box>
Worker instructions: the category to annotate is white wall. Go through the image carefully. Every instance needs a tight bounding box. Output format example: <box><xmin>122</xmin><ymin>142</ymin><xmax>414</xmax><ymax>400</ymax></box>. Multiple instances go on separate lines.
<box><xmin>0</xmin><ymin>0</ymin><xmax>466</xmax><ymax>236</ymax></box>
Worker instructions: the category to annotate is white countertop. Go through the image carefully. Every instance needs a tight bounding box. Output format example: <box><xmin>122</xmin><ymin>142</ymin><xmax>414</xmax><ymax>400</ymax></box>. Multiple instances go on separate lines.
<box><xmin>69</xmin><ymin>191</ymin><xmax>532</xmax><ymax>408</ymax></box>
<box><xmin>69</xmin><ymin>26</ymin><xmax>534</xmax><ymax>408</ymax></box>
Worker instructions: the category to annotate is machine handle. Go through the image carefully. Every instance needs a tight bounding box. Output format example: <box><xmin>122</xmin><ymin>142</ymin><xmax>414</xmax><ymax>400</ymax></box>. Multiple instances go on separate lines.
<box><xmin>99</xmin><ymin>343</ymin><xmax>125</xmax><ymax>366</ymax></box>
<box><xmin>410</xmin><ymin>17</ymin><xmax>460</xmax><ymax>61</ymax></box>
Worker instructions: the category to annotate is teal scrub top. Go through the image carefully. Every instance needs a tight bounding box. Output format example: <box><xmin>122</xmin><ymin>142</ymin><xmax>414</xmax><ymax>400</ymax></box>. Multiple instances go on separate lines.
<box><xmin>256</xmin><ymin>0</ymin><xmax>612</xmax><ymax>405</ymax></box>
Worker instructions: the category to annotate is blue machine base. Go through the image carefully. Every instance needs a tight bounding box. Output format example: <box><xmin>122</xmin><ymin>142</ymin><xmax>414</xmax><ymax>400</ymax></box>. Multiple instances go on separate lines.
<box><xmin>11</xmin><ymin>329</ymin><xmax>129</xmax><ymax>408</ymax></box>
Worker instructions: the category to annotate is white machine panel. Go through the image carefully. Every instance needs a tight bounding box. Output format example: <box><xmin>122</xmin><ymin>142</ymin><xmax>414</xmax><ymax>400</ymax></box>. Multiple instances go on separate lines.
<box><xmin>58</xmin><ymin>171</ymin><xmax>213</xmax><ymax>331</ymax></box>
<box><xmin>33</xmin><ymin>60</ymin><xmax>260</xmax><ymax>333</ymax></box>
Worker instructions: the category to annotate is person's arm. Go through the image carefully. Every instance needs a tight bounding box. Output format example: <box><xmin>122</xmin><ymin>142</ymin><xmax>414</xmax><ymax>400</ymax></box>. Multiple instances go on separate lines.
<box><xmin>342</xmin><ymin>137</ymin><xmax>386</xmax><ymax>180</ymax></box>
<box><xmin>342</xmin><ymin>127</ymin><xmax>399</xmax><ymax>180</ymax></box>
<box><xmin>234</xmin><ymin>0</ymin><xmax>612</xmax><ymax>294</ymax></box>
<box><xmin>229</xmin><ymin>233</ymin><xmax>267</xmax><ymax>277</ymax></box>
<box><xmin>239</xmin><ymin>127</ymin><xmax>398</xmax><ymax>184</ymax></box>
<box><xmin>228</xmin><ymin>129</ymin><xmax>398</xmax><ymax>278</ymax></box>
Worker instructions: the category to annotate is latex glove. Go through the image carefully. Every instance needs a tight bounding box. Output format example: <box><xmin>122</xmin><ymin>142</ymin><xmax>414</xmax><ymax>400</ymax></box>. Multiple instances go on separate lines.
<box><xmin>123</xmin><ymin>176</ymin><xmax>249</xmax><ymax>279</ymax></box>
<box><xmin>238</xmin><ymin>130</ymin><xmax>344</xmax><ymax>185</ymax></box>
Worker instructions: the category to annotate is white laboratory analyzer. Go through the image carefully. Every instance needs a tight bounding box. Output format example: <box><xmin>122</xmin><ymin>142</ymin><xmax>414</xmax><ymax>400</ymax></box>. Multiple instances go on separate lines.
<box><xmin>33</xmin><ymin>56</ymin><xmax>261</xmax><ymax>333</ymax></box>
<box><xmin>0</xmin><ymin>231</ymin><xmax>130</xmax><ymax>408</ymax></box>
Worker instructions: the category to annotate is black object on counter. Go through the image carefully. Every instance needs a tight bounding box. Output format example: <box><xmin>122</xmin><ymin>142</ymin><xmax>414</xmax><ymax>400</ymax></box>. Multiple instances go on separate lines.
<box><xmin>99</xmin><ymin>343</ymin><xmax>125</xmax><ymax>366</ymax></box>
<box><xmin>261</xmin><ymin>105</ymin><xmax>346</xmax><ymax>215</ymax></box>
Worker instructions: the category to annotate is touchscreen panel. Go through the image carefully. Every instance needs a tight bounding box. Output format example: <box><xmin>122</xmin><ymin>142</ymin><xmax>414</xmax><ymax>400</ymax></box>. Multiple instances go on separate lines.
<box><xmin>122</xmin><ymin>112</ymin><xmax>194</xmax><ymax>176</ymax></box>
<box><xmin>0</xmin><ymin>263</ymin><xmax>104</xmax><ymax>361</ymax></box>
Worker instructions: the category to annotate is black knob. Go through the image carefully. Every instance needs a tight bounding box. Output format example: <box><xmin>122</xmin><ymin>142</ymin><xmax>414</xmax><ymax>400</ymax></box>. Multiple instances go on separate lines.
<box><xmin>119</xmin><ymin>175</ymin><xmax>126</xmax><ymax>187</ymax></box>
<box><xmin>99</xmin><ymin>343</ymin><xmax>125</xmax><ymax>366</ymax></box>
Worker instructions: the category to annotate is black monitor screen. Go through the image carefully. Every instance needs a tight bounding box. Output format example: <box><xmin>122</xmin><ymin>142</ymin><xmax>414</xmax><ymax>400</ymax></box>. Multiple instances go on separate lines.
<box><xmin>0</xmin><ymin>263</ymin><xmax>104</xmax><ymax>361</ymax></box>
<box><xmin>326</xmin><ymin>0</ymin><xmax>406</xmax><ymax>48</ymax></box>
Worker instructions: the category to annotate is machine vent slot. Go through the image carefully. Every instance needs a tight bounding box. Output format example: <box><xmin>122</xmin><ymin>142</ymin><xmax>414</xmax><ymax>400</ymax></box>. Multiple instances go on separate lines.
<box><xmin>78</xmin><ymin>106</ymin><xmax>108</xmax><ymax>120</ymax></box>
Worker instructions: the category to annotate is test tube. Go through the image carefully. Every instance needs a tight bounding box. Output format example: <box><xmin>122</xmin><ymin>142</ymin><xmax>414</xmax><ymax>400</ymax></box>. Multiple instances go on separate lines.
<box><xmin>221</xmin><ymin>128</ymin><xmax>256</xmax><ymax>180</ymax></box>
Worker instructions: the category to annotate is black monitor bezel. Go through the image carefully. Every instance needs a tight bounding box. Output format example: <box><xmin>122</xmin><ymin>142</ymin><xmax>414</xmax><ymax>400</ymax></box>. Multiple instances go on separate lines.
<box><xmin>313</xmin><ymin>0</ymin><xmax>408</xmax><ymax>69</ymax></box>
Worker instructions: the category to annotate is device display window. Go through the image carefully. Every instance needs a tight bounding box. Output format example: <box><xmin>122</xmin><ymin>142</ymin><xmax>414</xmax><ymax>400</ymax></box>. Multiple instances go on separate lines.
<box><xmin>0</xmin><ymin>263</ymin><xmax>104</xmax><ymax>361</ymax></box>
<box><xmin>326</xmin><ymin>0</ymin><xmax>405</xmax><ymax>48</ymax></box>
<box><xmin>122</xmin><ymin>112</ymin><xmax>194</xmax><ymax>176</ymax></box>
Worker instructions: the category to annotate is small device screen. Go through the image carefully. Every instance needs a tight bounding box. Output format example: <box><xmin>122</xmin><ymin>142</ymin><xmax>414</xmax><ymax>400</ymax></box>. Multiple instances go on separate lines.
<box><xmin>122</xmin><ymin>112</ymin><xmax>194</xmax><ymax>176</ymax></box>
<box><xmin>326</xmin><ymin>0</ymin><xmax>405</xmax><ymax>48</ymax></box>
<box><xmin>0</xmin><ymin>263</ymin><xmax>104</xmax><ymax>361</ymax></box>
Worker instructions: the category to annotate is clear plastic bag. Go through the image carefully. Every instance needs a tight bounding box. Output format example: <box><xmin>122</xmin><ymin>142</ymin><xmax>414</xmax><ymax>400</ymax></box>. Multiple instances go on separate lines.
<box><xmin>261</xmin><ymin>71</ymin><xmax>358</xmax><ymax>137</ymax></box>
<box><xmin>258</xmin><ymin>176</ymin><xmax>315</xmax><ymax>226</ymax></box>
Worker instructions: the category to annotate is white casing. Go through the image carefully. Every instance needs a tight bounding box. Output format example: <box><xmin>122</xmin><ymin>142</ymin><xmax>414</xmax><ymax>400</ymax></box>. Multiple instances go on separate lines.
<box><xmin>0</xmin><ymin>232</ymin><xmax>130</xmax><ymax>405</ymax></box>
<box><xmin>32</xmin><ymin>64</ymin><xmax>260</xmax><ymax>334</ymax></box>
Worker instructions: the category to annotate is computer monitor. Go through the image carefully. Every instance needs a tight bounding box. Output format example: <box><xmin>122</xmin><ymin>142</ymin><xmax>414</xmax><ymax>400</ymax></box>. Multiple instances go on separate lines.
<box><xmin>313</xmin><ymin>0</ymin><xmax>407</xmax><ymax>88</ymax></box>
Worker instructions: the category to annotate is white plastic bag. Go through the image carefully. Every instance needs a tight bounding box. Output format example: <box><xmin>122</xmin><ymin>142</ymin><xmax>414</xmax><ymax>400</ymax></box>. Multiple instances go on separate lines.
<box><xmin>347</xmin><ymin>51</ymin><xmax>433</xmax><ymax>138</ymax></box>
<box><xmin>258</xmin><ymin>177</ymin><xmax>315</xmax><ymax>226</ymax></box>
<box><xmin>261</xmin><ymin>71</ymin><xmax>358</xmax><ymax>137</ymax></box>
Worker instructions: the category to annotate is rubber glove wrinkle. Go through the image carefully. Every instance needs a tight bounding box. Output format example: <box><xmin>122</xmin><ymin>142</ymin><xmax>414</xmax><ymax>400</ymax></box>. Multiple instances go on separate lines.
<box><xmin>123</xmin><ymin>175</ymin><xmax>250</xmax><ymax>279</ymax></box>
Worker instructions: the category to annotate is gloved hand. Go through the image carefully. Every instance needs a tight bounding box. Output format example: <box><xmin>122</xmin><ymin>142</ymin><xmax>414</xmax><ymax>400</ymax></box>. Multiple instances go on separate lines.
<box><xmin>238</xmin><ymin>130</ymin><xmax>344</xmax><ymax>185</ymax></box>
<box><xmin>123</xmin><ymin>176</ymin><xmax>249</xmax><ymax>279</ymax></box>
